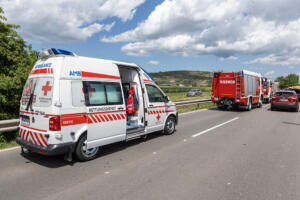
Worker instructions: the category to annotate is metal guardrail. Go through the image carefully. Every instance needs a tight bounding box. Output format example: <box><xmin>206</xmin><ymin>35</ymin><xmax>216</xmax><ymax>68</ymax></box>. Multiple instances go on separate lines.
<box><xmin>0</xmin><ymin>99</ymin><xmax>211</xmax><ymax>133</ymax></box>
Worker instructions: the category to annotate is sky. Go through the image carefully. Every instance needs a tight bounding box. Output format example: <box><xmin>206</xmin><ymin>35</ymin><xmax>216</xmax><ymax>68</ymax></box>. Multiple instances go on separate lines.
<box><xmin>1</xmin><ymin>0</ymin><xmax>300</xmax><ymax>79</ymax></box>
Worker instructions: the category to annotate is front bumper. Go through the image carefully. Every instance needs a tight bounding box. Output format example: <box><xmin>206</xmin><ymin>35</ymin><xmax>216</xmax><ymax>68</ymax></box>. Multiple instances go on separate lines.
<box><xmin>16</xmin><ymin>137</ymin><xmax>75</xmax><ymax>156</ymax></box>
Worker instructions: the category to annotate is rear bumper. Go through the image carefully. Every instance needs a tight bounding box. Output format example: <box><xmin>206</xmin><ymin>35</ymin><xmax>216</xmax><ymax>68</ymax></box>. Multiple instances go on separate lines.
<box><xmin>16</xmin><ymin>137</ymin><xmax>75</xmax><ymax>156</ymax></box>
<box><xmin>271</xmin><ymin>103</ymin><xmax>298</xmax><ymax>109</ymax></box>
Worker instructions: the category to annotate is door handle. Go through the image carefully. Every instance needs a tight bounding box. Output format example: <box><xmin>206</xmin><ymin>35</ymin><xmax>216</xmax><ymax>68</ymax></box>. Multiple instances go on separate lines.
<box><xmin>118</xmin><ymin>107</ymin><xmax>124</xmax><ymax>110</ymax></box>
<box><xmin>149</xmin><ymin>104</ymin><xmax>153</xmax><ymax>107</ymax></box>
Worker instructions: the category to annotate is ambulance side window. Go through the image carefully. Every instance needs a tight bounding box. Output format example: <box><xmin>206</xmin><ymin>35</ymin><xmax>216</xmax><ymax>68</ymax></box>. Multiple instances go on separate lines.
<box><xmin>71</xmin><ymin>81</ymin><xmax>85</xmax><ymax>107</ymax></box>
<box><xmin>83</xmin><ymin>81</ymin><xmax>123</xmax><ymax>106</ymax></box>
<box><xmin>106</xmin><ymin>84</ymin><xmax>122</xmax><ymax>104</ymax></box>
<box><xmin>145</xmin><ymin>84</ymin><xmax>165</xmax><ymax>102</ymax></box>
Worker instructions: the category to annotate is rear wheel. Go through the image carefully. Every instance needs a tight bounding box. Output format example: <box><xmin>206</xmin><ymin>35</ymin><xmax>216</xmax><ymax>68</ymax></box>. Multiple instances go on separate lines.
<box><xmin>164</xmin><ymin>116</ymin><xmax>176</xmax><ymax>135</ymax></box>
<box><xmin>75</xmin><ymin>135</ymin><xmax>100</xmax><ymax>161</ymax></box>
<box><xmin>271</xmin><ymin>104</ymin><xmax>275</xmax><ymax>111</ymax></box>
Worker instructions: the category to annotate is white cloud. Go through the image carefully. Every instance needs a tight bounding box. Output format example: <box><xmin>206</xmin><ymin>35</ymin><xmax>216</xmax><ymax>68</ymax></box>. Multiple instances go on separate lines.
<box><xmin>265</xmin><ymin>70</ymin><xmax>275</xmax><ymax>77</ymax></box>
<box><xmin>245</xmin><ymin>54</ymin><xmax>300</xmax><ymax>66</ymax></box>
<box><xmin>101</xmin><ymin>0</ymin><xmax>300</xmax><ymax>66</ymax></box>
<box><xmin>220</xmin><ymin>56</ymin><xmax>238</xmax><ymax>61</ymax></box>
<box><xmin>149</xmin><ymin>60</ymin><xmax>160</xmax><ymax>65</ymax></box>
<box><xmin>0</xmin><ymin>0</ymin><xmax>144</xmax><ymax>42</ymax></box>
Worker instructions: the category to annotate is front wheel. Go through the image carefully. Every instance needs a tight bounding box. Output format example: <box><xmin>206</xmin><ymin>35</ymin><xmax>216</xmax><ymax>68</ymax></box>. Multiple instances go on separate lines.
<box><xmin>75</xmin><ymin>135</ymin><xmax>100</xmax><ymax>161</ymax></box>
<box><xmin>164</xmin><ymin>116</ymin><xmax>176</xmax><ymax>135</ymax></box>
<box><xmin>247</xmin><ymin>99</ymin><xmax>252</xmax><ymax>111</ymax></box>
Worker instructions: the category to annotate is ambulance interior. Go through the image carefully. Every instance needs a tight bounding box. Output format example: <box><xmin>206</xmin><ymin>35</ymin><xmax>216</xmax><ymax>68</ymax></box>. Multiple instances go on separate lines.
<box><xmin>118</xmin><ymin>66</ymin><xmax>145</xmax><ymax>133</ymax></box>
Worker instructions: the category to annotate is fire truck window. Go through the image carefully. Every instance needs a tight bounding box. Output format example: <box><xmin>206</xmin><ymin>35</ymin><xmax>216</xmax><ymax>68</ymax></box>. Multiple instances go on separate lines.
<box><xmin>106</xmin><ymin>83</ymin><xmax>123</xmax><ymax>104</ymax></box>
<box><xmin>146</xmin><ymin>84</ymin><xmax>165</xmax><ymax>102</ymax></box>
<box><xmin>71</xmin><ymin>81</ymin><xmax>85</xmax><ymax>107</ymax></box>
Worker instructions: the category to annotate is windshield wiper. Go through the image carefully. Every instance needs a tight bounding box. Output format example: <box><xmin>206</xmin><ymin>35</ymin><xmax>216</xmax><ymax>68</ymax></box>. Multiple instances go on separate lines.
<box><xmin>25</xmin><ymin>81</ymin><xmax>37</xmax><ymax>111</ymax></box>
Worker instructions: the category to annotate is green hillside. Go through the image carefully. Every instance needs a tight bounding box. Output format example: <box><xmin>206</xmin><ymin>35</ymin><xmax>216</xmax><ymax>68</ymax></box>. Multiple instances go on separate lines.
<box><xmin>150</xmin><ymin>70</ymin><xmax>213</xmax><ymax>87</ymax></box>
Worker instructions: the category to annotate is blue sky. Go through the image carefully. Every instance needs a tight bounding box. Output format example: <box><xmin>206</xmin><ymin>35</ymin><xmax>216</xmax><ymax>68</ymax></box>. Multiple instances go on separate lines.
<box><xmin>1</xmin><ymin>0</ymin><xmax>300</xmax><ymax>79</ymax></box>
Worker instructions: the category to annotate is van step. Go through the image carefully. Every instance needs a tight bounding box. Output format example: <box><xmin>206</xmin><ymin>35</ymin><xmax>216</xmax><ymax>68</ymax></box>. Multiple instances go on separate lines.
<box><xmin>126</xmin><ymin>131</ymin><xmax>146</xmax><ymax>141</ymax></box>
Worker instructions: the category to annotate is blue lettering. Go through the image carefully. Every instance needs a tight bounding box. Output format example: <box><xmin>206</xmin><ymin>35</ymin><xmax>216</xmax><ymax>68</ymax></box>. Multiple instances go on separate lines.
<box><xmin>34</xmin><ymin>63</ymin><xmax>52</xmax><ymax>69</ymax></box>
<box><xmin>69</xmin><ymin>71</ymin><xmax>82</xmax><ymax>76</ymax></box>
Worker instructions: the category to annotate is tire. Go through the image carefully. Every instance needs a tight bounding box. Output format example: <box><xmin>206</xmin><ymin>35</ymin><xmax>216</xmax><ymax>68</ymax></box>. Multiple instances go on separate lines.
<box><xmin>257</xmin><ymin>101</ymin><xmax>262</xmax><ymax>108</ymax></box>
<box><xmin>164</xmin><ymin>116</ymin><xmax>176</xmax><ymax>135</ymax></box>
<box><xmin>294</xmin><ymin>105</ymin><xmax>299</xmax><ymax>112</ymax></box>
<box><xmin>247</xmin><ymin>99</ymin><xmax>252</xmax><ymax>111</ymax></box>
<box><xmin>75</xmin><ymin>134</ymin><xmax>100</xmax><ymax>161</ymax></box>
<box><xmin>271</xmin><ymin>105</ymin><xmax>275</xmax><ymax>111</ymax></box>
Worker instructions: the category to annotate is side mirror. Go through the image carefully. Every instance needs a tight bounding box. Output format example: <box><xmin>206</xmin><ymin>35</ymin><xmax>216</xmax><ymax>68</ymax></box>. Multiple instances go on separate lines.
<box><xmin>164</xmin><ymin>96</ymin><xmax>170</xmax><ymax>102</ymax></box>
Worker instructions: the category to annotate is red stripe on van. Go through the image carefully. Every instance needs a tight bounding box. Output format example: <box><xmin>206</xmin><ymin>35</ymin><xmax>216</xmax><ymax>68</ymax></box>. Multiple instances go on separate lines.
<box><xmin>112</xmin><ymin>114</ymin><xmax>117</xmax><ymax>120</ymax></box>
<box><xmin>144</xmin><ymin>79</ymin><xmax>152</xmax><ymax>82</ymax></box>
<box><xmin>31</xmin><ymin>68</ymin><xmax>48</xmax><ymax>75</ymax></box>
<box><xmin>39</xmin><ymin>133</ymin><xmax>48</xmax><ymax>147</ymax></box>
<box><xmin>19</xmin><ymin>129</ymin><xmax>23</xmax><ymax>138</ymax></box>
<box><xmin>107</xmin><ymin>114</ymin><xmax>113</xmax><ymax>121</ymax></box>
<box><xmin>34</xmin><ymin>132</ymin><xmax>44</xmax><ymax>147</ymax></box>
<box><xmin>51</xmin><ymin>68</ymin><xmax>53</xmax><ymax>74</ymax></box>
<box><xmin>87</xmin><ymin>116</ymin><xmax>91</xmax><ymax>124</ymax></box>
<box><xmin>116</xmin><ymin>114</ymin><xmax>121</xmax><ymax>120</ymax></box>
<box><xmin>81</xmin><ymin>71</ymin><xmax>120</xmax><ymax>80</ymax></box>
<box><xmin>29</xmin><ymin>132</ymin><xmax>37</xmax><ymax>145</ymax></box>
<box><xmin>22</xmin><ymin>130</ymin><xmax>27</xmax><ymax>140</ymax></box>
<box><xmin>99</xmin><ymin>115</ymin><xmax>106</xmax><ymax>122</ymax></box>
<box><xmin>90</xmin><ymin>115</ymin><xmax>97</xmax><ymax>123</ymax></box>
<box><xmin>103</xmin><ymin>115</ymin><xmax>109</xmax><ymax>121</ymax></box>
<box><xmin>61</xmin><ymin>116</ymin><xmax>87</xmax><ymax>126</ymax></box>
<box><xmin>21</xmin><ymin>125</ymin><xmax>47</xmax><ymax>133</ymax></box>
<box><xmin>95</xmin><ymin>115</ymin><xmax>101</xmax><ymax>123</ymax></box>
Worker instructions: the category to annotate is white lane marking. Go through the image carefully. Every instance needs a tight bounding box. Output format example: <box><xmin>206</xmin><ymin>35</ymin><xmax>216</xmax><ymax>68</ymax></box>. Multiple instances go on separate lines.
<box><xmin>179</xmin><ymin>108</ymin><xmax>210</xmax><ymax>116</ymax></box>
<box><xmin>192</xmin><ymin>117</ymin><xmax>239</xmax><ymax>138</ymax></box>
<box><xmin>0</xmin><ymin>146</ymin><xmax>20</xmax><ymax>153</ymax></box>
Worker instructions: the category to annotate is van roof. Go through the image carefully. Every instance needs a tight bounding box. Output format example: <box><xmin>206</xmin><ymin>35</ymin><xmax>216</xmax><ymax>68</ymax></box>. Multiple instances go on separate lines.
<box><xmin>38</xmin><ymin>48</ymin><xmax>140</xmax><ymax>69</ymax></box>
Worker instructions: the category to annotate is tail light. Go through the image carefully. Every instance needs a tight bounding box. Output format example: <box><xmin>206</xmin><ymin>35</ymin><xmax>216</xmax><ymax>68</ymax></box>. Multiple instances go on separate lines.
<box><xmin>288</xmin><ymin>97</ymin><xmax>297</xmax><ymax>102</ymax></box>
<box><xmin>49</xmin><ymin>116</ymin><xmax>61</xmax><ymax>131</ymax></box>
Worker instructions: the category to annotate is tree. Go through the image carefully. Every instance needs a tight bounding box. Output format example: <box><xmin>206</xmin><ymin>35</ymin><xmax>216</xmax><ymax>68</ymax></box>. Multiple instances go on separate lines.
<box><xmin>0</xmin><ymin>7</ymin><xmax>37</xmax><ymax>120</ymax></box>
<box><xmin>275</xmin><ymin>74</ymin><xmax>299</xmax><ymax>89</ymax></box>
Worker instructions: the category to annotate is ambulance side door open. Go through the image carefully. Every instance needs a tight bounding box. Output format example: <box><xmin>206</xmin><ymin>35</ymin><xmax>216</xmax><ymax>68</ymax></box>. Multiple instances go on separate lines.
<box><xmin>83</xmin><ymin>80</ymin><xmax>126</xmax><ymax>149</ymax></box>
<box><xmin>145</xmin><ymin>84</ymin><xmax>168</xmax><ymax>132</ymax></box>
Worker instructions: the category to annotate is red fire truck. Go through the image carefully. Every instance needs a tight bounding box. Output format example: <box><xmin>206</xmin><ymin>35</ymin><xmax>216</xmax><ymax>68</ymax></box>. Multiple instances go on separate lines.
<box><xmin>211</xmin><ymin>70</ymin><xmax>263</xmax><ymax>110</ymax></box>
<box><xmin>262</xmin><ymin>77</ymin><xmax>272</xmax><ymax>103</ymax></box>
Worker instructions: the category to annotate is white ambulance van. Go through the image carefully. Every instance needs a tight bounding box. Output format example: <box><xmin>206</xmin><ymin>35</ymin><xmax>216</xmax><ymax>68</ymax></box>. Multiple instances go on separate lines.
<box><xmin>16</xmin><ymin>48</ymin><xmax>178</xmax><ymax>161</ymax></box>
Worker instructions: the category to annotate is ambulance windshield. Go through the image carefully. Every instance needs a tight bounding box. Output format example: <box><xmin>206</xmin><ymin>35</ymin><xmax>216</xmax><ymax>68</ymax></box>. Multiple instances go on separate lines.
<box><xmin>21</xmin><ymin>77</ymin><xmax>54</xmax><ymax>107</ymax></box>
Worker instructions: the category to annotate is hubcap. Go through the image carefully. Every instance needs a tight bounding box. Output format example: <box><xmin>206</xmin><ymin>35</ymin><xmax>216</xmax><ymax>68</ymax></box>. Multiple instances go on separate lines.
<box><xmin>81</xmin><ymin>139</ymin><xmax>98</xmax><ymax>158</ymax></box>
<box><xmin>167</xmin><ymin>119</ymin><xmax>175</xmax><ymax>133</ymax></box>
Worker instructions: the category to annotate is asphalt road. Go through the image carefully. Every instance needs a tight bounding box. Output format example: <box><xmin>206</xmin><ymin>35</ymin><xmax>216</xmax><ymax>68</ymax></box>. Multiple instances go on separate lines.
<box><xmin>1</xmin><ymin>105</ymin><xmax>300</xmax><ymax>200</ymax></box>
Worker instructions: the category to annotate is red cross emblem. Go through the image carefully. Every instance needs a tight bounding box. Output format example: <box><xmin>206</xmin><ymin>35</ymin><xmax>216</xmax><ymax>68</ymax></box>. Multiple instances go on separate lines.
<box><xmin>156</xmin><ymin>113</ymin><xmax>160</xmax><ymax>121</ymax></box>
<box><xmin>87</xmin><ymin>85</ymin><xmax>95</xmax><ymax>98</ymax></box>
<box><xmin>42</xmin><ymin>81</ymin><xmax>52</xmax><ymax>96</ymax></box>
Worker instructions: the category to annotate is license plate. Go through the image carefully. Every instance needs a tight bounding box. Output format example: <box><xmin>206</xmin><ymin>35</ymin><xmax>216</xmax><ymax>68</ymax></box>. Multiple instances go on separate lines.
<box><xmin>280</xmin><ymin>99</ymin><xmax>288</xmax><ymax>102</ymax></box>
<box><xmin>20</xmin><ymin>115</ymin><xmax>30</xmax><ymax>126</ymax></box>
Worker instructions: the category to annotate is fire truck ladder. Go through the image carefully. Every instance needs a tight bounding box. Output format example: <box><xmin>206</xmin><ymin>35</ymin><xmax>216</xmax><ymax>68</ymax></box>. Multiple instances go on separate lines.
<box><xmin>236</xmin><ymin>74</ymin><xmax>242</xmax><ymax>99</ymax></box>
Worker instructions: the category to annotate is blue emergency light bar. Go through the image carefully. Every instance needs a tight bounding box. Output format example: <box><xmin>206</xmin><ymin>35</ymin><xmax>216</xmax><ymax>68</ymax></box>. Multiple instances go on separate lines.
<box><xmin>50</xmin><ymin>48</ymin><xmax>75</xmax><ymax>56</ymax></box>
<box><xmin>37</xmin><ymin>48</ymin><xmax>76</xmax><ymax>59</ymax></box>
<box><xmin>141</xmin><ymin>67</ymin><xmax>154</xmax><ymax>81</ymax></box>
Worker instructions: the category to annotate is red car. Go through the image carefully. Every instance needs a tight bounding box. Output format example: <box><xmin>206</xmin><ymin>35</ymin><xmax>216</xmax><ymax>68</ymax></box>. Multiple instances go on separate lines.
<box><xmin>271</xmin><ymin>91</ymin><xmax>299</xmax><ymax>112</ymax></box>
